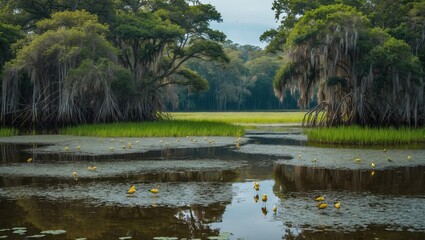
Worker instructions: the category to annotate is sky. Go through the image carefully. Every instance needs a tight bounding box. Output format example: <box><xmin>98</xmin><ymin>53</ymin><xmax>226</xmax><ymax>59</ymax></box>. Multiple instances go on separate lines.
<box><xmin>200</xmin><ymin>0</ymin><xmax>280</xmax><ymax>48</ymax></box>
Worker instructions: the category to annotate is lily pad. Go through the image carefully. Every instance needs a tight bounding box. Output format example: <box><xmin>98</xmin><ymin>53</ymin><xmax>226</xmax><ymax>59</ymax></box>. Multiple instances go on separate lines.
<box><xmin>12</xmin><ymin>229</ymin><xmax>26</xmax><ymax>235</ymax></box>
<box><xmin>40</xmin><ymin>230</ymin><xmax>66</xmax><ymax>235</ymax></box>
<box><xmin>12</xmin><ymin>227</ymin><xmax>26</xmax><ymax>230</ymax></box>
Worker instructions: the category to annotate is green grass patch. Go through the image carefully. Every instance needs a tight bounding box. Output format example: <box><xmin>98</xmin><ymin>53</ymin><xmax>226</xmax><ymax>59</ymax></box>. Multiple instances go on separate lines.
<box><xmin>305</xmin><ymin>125</ymin><xmax>425</xmax><ymax>145</ymax></box>
<box><xmin>60</xmin><ymin>120</ymin><xmax>245</xmax><ymax>137</ymax></box>
<box><xmin>169</xmin><ymin>112</ymin><xmax>306</xmax><ymax>124</ymax></box>
<box><xmin>0</xmin><ymin>127</ymin><xmax>18</xmax><ymax>136</ymax></box>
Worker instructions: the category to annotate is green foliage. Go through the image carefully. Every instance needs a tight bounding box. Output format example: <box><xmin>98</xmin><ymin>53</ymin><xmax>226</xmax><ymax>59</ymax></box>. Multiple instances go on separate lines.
<box><xmin>0</xmin><ymin>22</ymin><xmax>23</xmax><ymax>74</ymax></box>
<box><xmin>175</xmin><ymin>68</ymin><xmax>208</xmax><ymax>92</ymax></box>
<box><xmin>60</xmin><ymin>120</ymin><xmax>245</xmax><ymax>137</ymax></box>
<box><xmin>287</xmin><ymin>4</ymin><xmax>367</xmax><ymax>47</ymax></box>
<box><xmin>369</xmin><ymin>38</ymin><xmax>422</xmax><ymax>77</ymax></box>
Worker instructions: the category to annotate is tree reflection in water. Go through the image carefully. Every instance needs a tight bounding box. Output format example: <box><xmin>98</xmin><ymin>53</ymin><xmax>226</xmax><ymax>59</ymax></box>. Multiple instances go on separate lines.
<box><xmin>274</xmin><ymin>164</ymin><xmax>425</xmax><ymax>195</ymax></box>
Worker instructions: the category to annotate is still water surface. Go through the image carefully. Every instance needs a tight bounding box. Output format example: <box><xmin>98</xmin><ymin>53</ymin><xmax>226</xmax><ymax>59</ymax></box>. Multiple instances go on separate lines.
<box><xmin>0</xmin><ymin>131</ymin><xmax>424</xmax><ymax>239</ymax></box>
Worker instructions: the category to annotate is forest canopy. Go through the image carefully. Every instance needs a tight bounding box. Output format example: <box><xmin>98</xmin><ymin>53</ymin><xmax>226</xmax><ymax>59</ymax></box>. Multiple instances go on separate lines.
<box><xmin>0</xmin><ymin>0</ymin><xmax>233</xmax><ymax>128</ymax></box>
<box><xmin>266</xmin><ymin>0</ymin><xmax>425</xmax><ymax>127</ymax></box>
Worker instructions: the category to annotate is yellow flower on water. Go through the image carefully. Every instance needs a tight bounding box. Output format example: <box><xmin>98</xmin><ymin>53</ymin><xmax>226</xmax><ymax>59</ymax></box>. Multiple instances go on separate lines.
<box><xmin>317</xmin><ymin>203</ymin><xmax>328</xmax><ymax>209</ymax></box>
<box><xmin>127</xmin><ymin>185</ymin><xmax>136</xmax><ymax>194</ymax></box>
<box><xmin>27</xmin><ymin>157</ymin><xmax>33</xmax><ymax>163</ymax></box>
<box><xmin>334</xmin><ymin>201</ymin><xmax>341</xmax><ymax>209</ymax></box>
<box><xmin>407</xmin><ymin>155</ymin><xmax>412</xmax><ymax>160</ymax></box>
<box><xmin>262</xmin><ymin>194</ymin><xmax>268</xmax><ymax>203</ymax></box>
<box><xmin>315</xmin><ymin>196</ymin><xmax>325</xmax><ymax>201</ymax></box>
<box><xmin>253</xmin><ymin>182</ymin><xmax>260</xmax><ymax>191</ymax></box>
<box><xmin>150</xmin><ymin>185</ymin><xmax>160</xmax><ymax>194</ymax></box>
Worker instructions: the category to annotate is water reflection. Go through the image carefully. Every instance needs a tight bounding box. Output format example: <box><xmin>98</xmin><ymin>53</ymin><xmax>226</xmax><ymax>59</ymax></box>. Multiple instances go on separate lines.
<box><xmin>0</xmin><ymin>169</ymin><xmax>240</xmax><ymax>188</ymax></box>
<box><xmin>1</xmin><ymin>136</ymin><xmax>425</xmax><ymax>239</ymax></box>
<box><xmin>0</xmin><ymin>198</ymin><xmax>224</xmax><ymax>239</ymax></box>
<box><xmin>274</xmin><ymin>163</ymin><xmax>425</xmax><ymax>195</ymax></box>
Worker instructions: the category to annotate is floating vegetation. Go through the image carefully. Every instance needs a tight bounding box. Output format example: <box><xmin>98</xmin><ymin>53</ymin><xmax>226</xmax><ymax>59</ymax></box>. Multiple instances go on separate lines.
<box><xmin>118</xmin><ymin>237</ymin><xmax>132</xmax><ymax>240</ymax></box>
<box><xmin>153</xmin><ymin>237</ymin><xmax>177</xmax><ymax>240</ymax></box>
<box><xmin>40</xmin><ymin>229</ymin><xmax>66</xmax><ymax>235</ymax></box>
<box><xmin>0</xmin><ymin>229</ymin><xmax>9</xmax><ymax>232</ymax></box>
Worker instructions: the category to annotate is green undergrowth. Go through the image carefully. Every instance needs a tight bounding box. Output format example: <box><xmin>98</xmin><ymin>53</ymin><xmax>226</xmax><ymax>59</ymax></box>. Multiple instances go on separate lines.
<box><xmin>0</xmin><ymin>127</ymin><xmax>18</xmax><ymax>136</ymax></box>
<box><xmin>305</xmin><ymin>125</ymin><xmax>425</xmax><ymax>145</ymax></box>
<box><xmin>60</xmin><ymin>120</ymin><xmax>245</xmax><ymax>137</ymax></box>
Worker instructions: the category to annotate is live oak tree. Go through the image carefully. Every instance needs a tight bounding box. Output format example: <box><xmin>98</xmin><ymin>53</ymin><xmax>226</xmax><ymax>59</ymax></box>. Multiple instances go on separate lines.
<box><xmin>1</xmin><ymin>10</ymin><xmax>123</xmax><ymax>127</ymax></box>
<box><xmin>268</xmin><ymin>1</ymin><xmax>424</xmax><ymax>127</ymax></box>
<box><xmin>111</xmin><ymin>0</ymin><xmax>228</xmax><ymax>120</ymax></box>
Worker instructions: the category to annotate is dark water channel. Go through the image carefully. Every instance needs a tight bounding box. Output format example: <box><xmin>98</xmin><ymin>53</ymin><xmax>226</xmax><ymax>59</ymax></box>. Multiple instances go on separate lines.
<box><xmin>0</xmin><ymin>131</ymin><xmax>425</xmax><ymax>240</ymax></box>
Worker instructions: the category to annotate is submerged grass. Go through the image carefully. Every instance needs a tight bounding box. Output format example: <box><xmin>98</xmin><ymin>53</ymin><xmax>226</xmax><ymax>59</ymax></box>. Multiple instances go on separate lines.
<box><xmin>0</xmin><ymin>127</ymin><xmax>18</xmax><ymax>136</ymax></box>
<box><xmin>305</xmin><ymin>125</ymin><xmax>425</xmax><ymax>145</ymax></box>
<box><xmin>60</xmin><ymin>120</ymin><xmax>245</xmax><ymax>137</ymax></box>
<box><xmin>170</xmin><ymin>111</ymin><xmax>306</xmax><ymax>124</ymax></box>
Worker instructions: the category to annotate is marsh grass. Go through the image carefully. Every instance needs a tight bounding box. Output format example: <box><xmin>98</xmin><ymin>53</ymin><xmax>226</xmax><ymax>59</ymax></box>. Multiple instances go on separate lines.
<box><xmin>305</xmin><ymin>125</ymin><xmax>425</xmax><ymax>145</ymax></box>
<box><xmin>60</xmin><ymin>120</ymin><xmax>245</xmax><ymax>137</ymax></box>
<box><xmin>170</xmin><ymin>112</ymin><xmax>306</xmax><ymax>124</ymax></box>
<box><xmin>0</xmin><ymin>127</ymin><xmax>18</xmax><ymax>136</ymax></box>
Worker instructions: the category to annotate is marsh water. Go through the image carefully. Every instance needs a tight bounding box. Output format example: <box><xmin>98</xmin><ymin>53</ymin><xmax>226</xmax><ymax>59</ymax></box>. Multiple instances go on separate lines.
<box><xmin>0</xmin><ymin>129</ymin><xmax>425</xmax><ymax>239</ymax></box>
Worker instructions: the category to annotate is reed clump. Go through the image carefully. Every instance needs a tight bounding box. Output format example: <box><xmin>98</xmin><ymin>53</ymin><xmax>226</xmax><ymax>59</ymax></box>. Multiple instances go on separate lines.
<box><xmin>60</xmin><ymin>120</ymin><xmax>244</xmax><ymax>137</ymax></box>
<box><xmin>305</xmin><ymin>125</ymin><xmax>425</xmax><ymax>145</ymax></box>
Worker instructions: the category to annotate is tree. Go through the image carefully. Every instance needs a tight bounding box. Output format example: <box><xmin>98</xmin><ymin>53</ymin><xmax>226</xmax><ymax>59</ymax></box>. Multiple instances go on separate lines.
<box><xmin>111</xmin><ymin>0</ymin><xmax>228</xmax><ymax>120</ymax></box>
<box><xmin>1</xmin><ymin>10</ymin><xmax>123</xmax><ymax>127</ymax></box>
<box><xmin>271</xmin><ymin>4</ymin><xmax>424</xmax><ymax>127</ymax></box>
